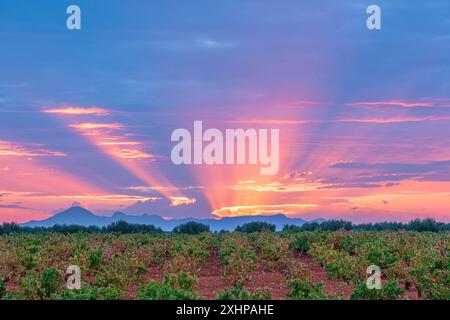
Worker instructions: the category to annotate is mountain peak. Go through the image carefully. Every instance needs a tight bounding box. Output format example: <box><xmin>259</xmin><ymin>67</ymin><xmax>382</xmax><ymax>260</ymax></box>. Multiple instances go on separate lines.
<box><xmin>23</xmin><ymin>206</ymin><xmax>318</xmax><ymax>231</ymax></box>
<box><xmin>57</xmin><ymin>206</ymin><xmax>95</xmax><ymax>217</ymax></box>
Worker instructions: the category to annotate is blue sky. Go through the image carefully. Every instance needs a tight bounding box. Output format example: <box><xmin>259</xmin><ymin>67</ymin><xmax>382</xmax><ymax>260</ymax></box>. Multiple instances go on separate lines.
<box><xmin>1</xmin><ymin>1</ymin><xmax>450</xmax><ymax>223</ymax></box>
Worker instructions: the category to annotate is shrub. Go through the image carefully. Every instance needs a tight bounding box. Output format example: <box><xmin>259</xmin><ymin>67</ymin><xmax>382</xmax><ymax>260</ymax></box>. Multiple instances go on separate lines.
<box><xmin>350</xmin><ymin>280</ymin><xmax>404</xmax><ymax>300</ymax></box>
<box><xmin>235</xmin><ymin>222</ymin><xmax>276</xmax><ymax>233</ymax></box>
<box><xmin>217</xmin><ymin>282</ymin><xmax>271</xmax><ymax>300</ymax></box>
<box><xmin>17</xmin><ymin>249</ymin><xmax>39</xmax><ymax>270</ymax></box>
<box><xmin>220</xmin><ymin>240</ymin><xmax>257</xmax><ymax>286</ymax></box>
<box><xmin>291</xmin><ymin>233</ymin><xmax>311</xmax><ymax>253</ymax></box>
<box><xmin>56</xmin><ymin>283</ymin><xmax>122</xmax><ymax>300</ymax></box>
<box><xmin>0</xmin><ymin>278</ymin><xmax>6</xmax><ymax>299</ymax></box>
<box><xmin>88</xmin><ymin>249</ymin><xmax>103</xmax><ymax>270</ymax></box>
<box><xmin>136</xmin><ymin>273</ymin><xmax>200</xmax><ymax>300</ymax></box>
<box><xmin>40</xmin><ymin>268</ymin><xmax>62</xmax><ymax>297</ymax></box>
<box><xmin>286</xmin><ymin>276</ymin><xmax>328</xmax><ymax>300</ymax></box>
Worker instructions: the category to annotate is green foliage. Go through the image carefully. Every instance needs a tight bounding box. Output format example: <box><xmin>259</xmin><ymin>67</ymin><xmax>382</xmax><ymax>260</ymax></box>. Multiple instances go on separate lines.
<box><xmin>219</xmin><ymin>235</ymin><xmax>257</xmax><ymax>285</ymax></box>
<box><xmin>217</xmin><ymin>282</ymin><xmax>271</xmax><ymax>300</ymax></box>
<box><xmin>17</xmin><ymin>251</ymin><xmax>39</xmax><ymax>270</ymax></box>
<box><xmin>104</xmin><ymin>220</ymin><xmax>162</xmax><ymax>234</ymax></box>
<box><xmin>249</xmin><ymin>231</ymin><xmax>291</xmax><ymax>272</ymax></box>
<box><xmin>40</xmin><ymin>268</ymin><xmax>62</xmax><ymax>297</ymax></box>
<box><xmin>407</xmin><ymin>218</ymin><xmax>442</xmax><ymax>232</ymax></box>
<box><xmin>173</xmin><ymin>222</ymin><xmax>210</xmax><ymax>235</ymax></box>
<box><xmin>1</xmin><ymin>218</ymin><xmax>449</xmax><ymax>235</ymax></box>
<box><xmin>17</xmin><ymin>257</ymin><xmax>65</xmax><ymax>299</ymax></box>
<box><xmin>55</xmin><ymin>283</ymin><xmax>123</xmax><ymax>300</ymax></box>
<box><xmin>291</xmin><ymin>232</ymin><xmax>312</xmax><ymax>253</ymax></box>
<box><xmin>301</xmin><ymin>220</ymin><xmax>352</xmax><ymax>232</ymax></box>
<box><xmin>350</xmin><ymin>281</ymin><xmax>404</xmax><ymax>300</ymax></box>
<box><xmin>235</xmin><ymin>222</ymin><xmax>276</xmax><ymax>233</ymax></box>
<box><xmin>136</xmin><ymin>273</ymin><xmax>200</xmax><ymax>300</ymax></box>
<box><xmin>88</xmin><ymin>249</ymin><xmax>103</xmax><ymax>270</ymax></box>
<box><xmin>0</xmin><ymin>278</ymin><xmax>6</xmax><ymax>299</ymax></box>
<box><xmin>0</xmin><ymin>229</ymin><xmax>448</xmax><ymax>300</ymax></box>
<box><xmin>0</xmin><ymin>222</ymin><xmax>162</xmax><ymax>235</ymax></box>
<box><xmin>286</xmin><ymin>276</ymin><xmax>328</xmax><ymax>300</ymax></box>
<box><xmin>0</xmin><ymin>222</ymin><xmax>22</xmax><ymax>235</ymax></box>
<box><xmin>362</xmin><ymin>243</ymin><xmax>399</xmax><ymax>269</ymax></box>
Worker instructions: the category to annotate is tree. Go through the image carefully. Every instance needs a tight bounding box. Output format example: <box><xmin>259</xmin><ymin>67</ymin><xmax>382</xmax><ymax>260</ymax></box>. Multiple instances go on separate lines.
<box><xmin>172</xmin><ymin>221</ymin><xmax>210</xmax><ymax>234</ymax></box>
<box><xmin>104</xmin><ymin>220</ymin><xmax>162</xmax><ymax>234</ymax></box>
<box><xmin>235</xmin><ymin>222</ymin><xmax>276</xmax><ymax>233</ymax></box>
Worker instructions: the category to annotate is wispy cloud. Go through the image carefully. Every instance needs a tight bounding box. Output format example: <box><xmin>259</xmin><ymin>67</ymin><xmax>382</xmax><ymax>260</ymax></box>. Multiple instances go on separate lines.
<box><xmin>318</xmin><ymin>183</ymin><xmax>384</xmax><ymax>189</ymax></box>
<box><xmin>0</xmin><ymin>140</ymin><xmax>66</xmax><ymax>157</ymax></box>
<box><xmin>347</xmin><ymin>101</ymin><xmax>434</xmax><ymax>108</ymax></box>
<box><xmin>337</xmin><ymin>115</ymin><xmax>450</xmax><ymax>124</ymax></box>
<box><xmin>127</xmin><ymin>185</ymin><xmax>203</xmax><ymax>192</ymax></box>
<box><xmin>0</xmin><ymin>203</ymin><xmax>32</xmax><ymax>210</ymax></box>
<box><xmin>42</xmin><ymin>107</ymin><xmax>111</xmax><ymax>116</ymax></box>
<box><xmin>347</xmin><ymin>99</ymin><xmax>450</xmax><ymax>108</ymax></box>
<box><xmin>231</xmin><ymin>115</ymin><xmax>450</xmax><ymax>125</ymax></box>
<box><xmin>69</xmin><ymin>123</ymin><xmax>125</xmax><ymax>130</ymax></box>
<box><xmin>330</xmin><ymin>160</ymin><xmax>450</xmax><ymax>174</ymax></box>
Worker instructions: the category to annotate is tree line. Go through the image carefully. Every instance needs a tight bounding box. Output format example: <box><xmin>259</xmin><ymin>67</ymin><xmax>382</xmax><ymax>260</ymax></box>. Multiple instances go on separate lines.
<box><xmin>0</xmin><ymin>218</ymin><xmax>449</xmax><ymax>235</ymax></box>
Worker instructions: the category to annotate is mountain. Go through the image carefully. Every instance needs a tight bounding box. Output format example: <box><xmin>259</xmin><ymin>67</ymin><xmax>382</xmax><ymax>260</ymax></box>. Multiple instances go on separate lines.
<box><xmin>23</xmin><ymin>207</ymin><xmax>109</xmax><ymax>227</ymax></box>
<box><xmin>22</xmin><ymin>206</ymin><xmax>317</xmax><ymax>231</ymax></box>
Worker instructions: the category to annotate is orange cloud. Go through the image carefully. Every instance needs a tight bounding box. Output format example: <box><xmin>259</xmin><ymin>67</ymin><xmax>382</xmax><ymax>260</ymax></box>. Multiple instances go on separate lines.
<box><xmin>42</xmin><ymin>107</ymin><xmax>111</xmax><ymax>116</ymax></box>
<box><xmin>212</xmin><ymin>204</ymin><xmax>318</xmax><ymax>217</ymax></box>
<box><xmin>69</xmin><ymin>123</ymin><xmax>124</xmax><ymax>130</ymax></box>
<box><xmin>99</xmin><ymin>141</ymin><xmax>142</xmax><ymax>146</ymax></box>
<box><xmin>109</xmin><ymin>148</ymin><xmax>154</xmax><ymax>159</ymax></box>
<box><xmin>230</xmin><ymin>180</ymin><xmax>321</xmax><ymax>193</ymax></box>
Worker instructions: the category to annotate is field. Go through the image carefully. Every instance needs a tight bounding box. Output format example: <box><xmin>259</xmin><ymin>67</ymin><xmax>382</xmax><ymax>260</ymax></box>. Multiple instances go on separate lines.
<box><xmin>0</xmin><ymin>230</ymin><xmax>449</xmax><ymax>300</ymax></box>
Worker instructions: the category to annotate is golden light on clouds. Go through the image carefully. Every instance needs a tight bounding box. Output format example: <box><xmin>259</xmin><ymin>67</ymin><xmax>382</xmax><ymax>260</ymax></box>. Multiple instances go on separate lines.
<box><xmin>212</xmin><ymin>204</ymin><xmax>318</xmax><ymax>217</ymax></box>
<box><xmin>170</xmin><ymin>197</ymin><xmax>197</xmax><ymax>207</ymax></box>
<box><xmin>42</xmin><ymin>107</ymin><xmax>111</xmax><ymax>116</ymax></box>
<box><xmin>69</xmin><ymin>123</ymin><xmax>125</xmax><ymax>130</ymax></box>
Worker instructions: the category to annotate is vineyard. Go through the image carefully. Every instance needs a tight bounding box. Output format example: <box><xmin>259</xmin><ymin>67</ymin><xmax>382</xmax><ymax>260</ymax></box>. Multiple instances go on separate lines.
<box><xmin>0</xmin><ymin>229</ymin><xmax>448</xmax><ymax>300</ymax></box>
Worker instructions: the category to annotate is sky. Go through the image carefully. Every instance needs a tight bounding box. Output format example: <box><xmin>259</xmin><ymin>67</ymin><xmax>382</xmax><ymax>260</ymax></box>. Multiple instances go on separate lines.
<box><xmin>1</xmin><ymin>0</ymin><xmax>450</xmax><ymax>223</ymax></box>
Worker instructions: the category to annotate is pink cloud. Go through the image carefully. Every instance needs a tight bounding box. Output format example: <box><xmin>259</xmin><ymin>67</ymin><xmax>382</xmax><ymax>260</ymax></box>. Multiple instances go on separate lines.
<box><xmin>42</xmin><ymin>107</ymin><xmax>111</xmax><ymax>116</ymax></box>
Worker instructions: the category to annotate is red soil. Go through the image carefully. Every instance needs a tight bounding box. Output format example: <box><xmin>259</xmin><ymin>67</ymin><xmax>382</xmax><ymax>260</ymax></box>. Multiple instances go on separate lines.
<box><xmin>194</xmin><ymin>252</ymin><xmax>227</xmax><ymax>299</ymax></box>
<box><xmin>293</xmin><ymin>252</ymin><xmax>353</xmax><ymax>299</ymax></box>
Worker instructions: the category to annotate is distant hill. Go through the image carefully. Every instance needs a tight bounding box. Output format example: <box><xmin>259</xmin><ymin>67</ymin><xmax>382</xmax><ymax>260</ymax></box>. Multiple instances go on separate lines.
<box><xmin>22</xmin><ymin>206</ymin><xmax>318</xmax><ymax>231</ymax></box>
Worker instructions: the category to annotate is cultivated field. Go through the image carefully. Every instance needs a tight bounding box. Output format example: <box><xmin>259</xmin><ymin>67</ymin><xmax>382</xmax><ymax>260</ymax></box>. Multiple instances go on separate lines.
<box><xmin>0</xmin><ymin>230</ymin><xmax>448</xmax><ymax>300</ymax></box>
